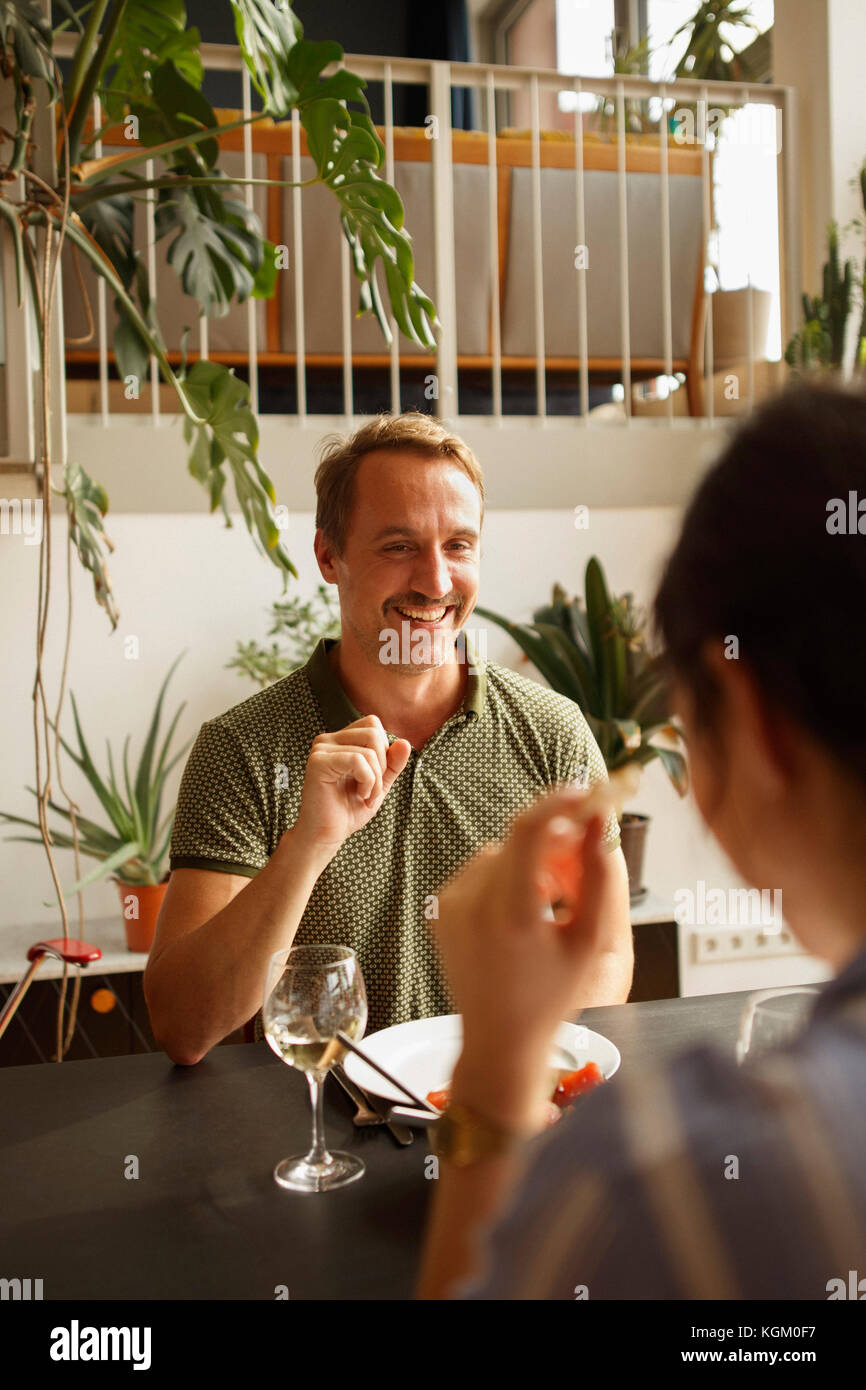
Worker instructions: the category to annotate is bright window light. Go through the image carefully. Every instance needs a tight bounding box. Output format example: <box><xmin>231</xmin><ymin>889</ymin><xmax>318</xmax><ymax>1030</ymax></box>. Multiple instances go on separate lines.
<box><xmin>555</xmin><ymin>0</ymin><xmax>616</xmax><ymax>111</ymax></box>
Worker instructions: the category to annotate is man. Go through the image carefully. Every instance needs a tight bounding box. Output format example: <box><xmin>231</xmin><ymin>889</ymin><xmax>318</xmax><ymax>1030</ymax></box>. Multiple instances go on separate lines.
<box><xmin>144</xmin><ymin>411</ymin><xmax>632</xmax><ymax>1064</ymax></box>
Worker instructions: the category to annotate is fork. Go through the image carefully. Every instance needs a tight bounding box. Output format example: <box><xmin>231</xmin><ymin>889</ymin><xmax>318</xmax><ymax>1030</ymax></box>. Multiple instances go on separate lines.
<box><xmin>331</xmin><ymin>1064</ymin><xmax>385</xmax><ymax>1126</ymax></box>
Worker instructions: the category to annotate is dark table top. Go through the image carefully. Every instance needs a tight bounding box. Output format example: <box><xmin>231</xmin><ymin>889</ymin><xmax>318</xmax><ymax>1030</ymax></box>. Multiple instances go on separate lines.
<box><xmin>0</xmin><ymin>990</ymin><xmax>751</xmax><ymax>1300</ymax></box>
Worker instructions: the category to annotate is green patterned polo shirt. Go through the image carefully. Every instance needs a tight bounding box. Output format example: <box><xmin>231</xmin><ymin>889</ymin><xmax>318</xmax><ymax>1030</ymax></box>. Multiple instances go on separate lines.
<box><xmin>169</xmin><ymin>635</ymin><xmax>620</xmax><ymax>1036</ymax></box>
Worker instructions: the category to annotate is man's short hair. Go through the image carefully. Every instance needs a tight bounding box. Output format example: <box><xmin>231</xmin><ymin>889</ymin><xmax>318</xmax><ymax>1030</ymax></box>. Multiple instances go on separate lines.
<box><xmin>315</xmin><ymin>411</ymin><xmax>485</xmax><ymax>554</ymax></box>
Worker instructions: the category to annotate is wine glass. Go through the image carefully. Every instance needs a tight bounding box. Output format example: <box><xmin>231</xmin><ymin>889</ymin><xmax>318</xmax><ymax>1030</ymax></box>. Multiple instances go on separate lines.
<box><xmin>736</xmin><ymin>986</ymin><xmax>820</xmax><ymax>1064</ymax></box>
<box><xmin>263</xmin><ymin>944</ymin><xmax>367</xmax><ymax>1192</ymax></box>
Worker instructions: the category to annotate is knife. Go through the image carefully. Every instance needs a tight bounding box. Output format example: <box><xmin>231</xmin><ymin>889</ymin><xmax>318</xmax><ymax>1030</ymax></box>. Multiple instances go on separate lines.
<box><xmin>333</xmin><ymin>1064</ymin><xmax>414</xmax><ymax>1147</ymax></box>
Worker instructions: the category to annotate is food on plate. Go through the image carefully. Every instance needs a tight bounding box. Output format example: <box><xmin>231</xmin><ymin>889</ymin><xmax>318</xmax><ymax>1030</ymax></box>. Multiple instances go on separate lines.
<box><xmin>426</xmin><ymin>1060</ymin><xmax>605</xmax><ymax>1125</ymax></box>
<box><xmin>552</xmin><ymin>1061</ymin><xmax>604</xmax><ymax>1107</ymax></box>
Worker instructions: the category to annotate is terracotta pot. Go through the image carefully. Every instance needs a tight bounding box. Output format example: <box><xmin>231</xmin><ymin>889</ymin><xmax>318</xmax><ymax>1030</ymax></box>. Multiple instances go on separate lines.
<box><xmin>619</xmin><ymin>814</ymin><xmax>650</xmax><ymax>904</ymax></box>
<box><xmin>113</xmin><ymin>876</ymin><xmax>169</xmax><ymax>953</ymax></box>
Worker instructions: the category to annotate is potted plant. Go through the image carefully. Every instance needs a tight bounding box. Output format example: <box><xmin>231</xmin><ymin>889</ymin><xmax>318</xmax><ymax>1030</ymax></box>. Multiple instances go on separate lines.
<box><xmin>785</xmin><ymin>161</ymin><xmax>866</xmax><ymax>375</ymax></box>
<box><xmin>476</xmin><ymin>557</ymin><xmax>687</xmax><ymax>901</ymax></box>
<box><xmin>227</xmin><ymin>584</ymin><xmax>341</xmax><ymax>689</ymax></box>
<box><xmin>0</xmin><ymin>654</ymin><xmax>191</xmax><ymax>952</ymax></box>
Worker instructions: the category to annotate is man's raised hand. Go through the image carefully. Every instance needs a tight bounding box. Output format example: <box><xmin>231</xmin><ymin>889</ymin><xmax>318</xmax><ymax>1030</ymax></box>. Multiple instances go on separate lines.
<box><xmin>292</xmin><ymin>715</ymin><xmax>411</xmax><ymax>861</ymax></box>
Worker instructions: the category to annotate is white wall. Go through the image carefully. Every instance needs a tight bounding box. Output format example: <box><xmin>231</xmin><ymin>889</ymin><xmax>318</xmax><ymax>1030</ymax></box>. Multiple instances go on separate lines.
<box><xmin>0</xmin><ymin>498</ymin><xmax>734</xmax><ymax>926</ymax></box>
<box><xmin>775</xmin><ymin>0</ymin><xmax>866</xmax><ymax>289</ymax></box>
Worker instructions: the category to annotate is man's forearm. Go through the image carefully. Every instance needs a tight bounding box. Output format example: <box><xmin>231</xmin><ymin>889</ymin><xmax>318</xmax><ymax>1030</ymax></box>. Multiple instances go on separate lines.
<box><xmin>574</xmin><ymin>847</ymin><xmax>634</xmax><ymax>1007</ymax></box>
<box><xmin>144</xmin><ymin>829</ymin><xmax>331</xmax><ymax>1064</ymax></box>
<box><xmin>575</xmin><ymin>944</ymin><xmax>633</xmax><ymax>1008</ymax></box>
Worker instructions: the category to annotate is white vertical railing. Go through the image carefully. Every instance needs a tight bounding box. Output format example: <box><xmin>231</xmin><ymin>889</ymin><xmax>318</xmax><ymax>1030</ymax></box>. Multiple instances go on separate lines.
<box><xmin>92</xmin><ymin>95</ymin><xmax>109</xmax><ymax>424</ymax></box>
<box><xmin>616</xmin><ymin>79</ymin><xmax>632</xmax><ymax>420</ymax></box>
<box><xmin>486</xmin><ymin>72</ymin><xmax>502</xmax><ymax>421</ymax></box>
<box><xmin>430</xmin><ymin>61</ymin><xmax>458</xmax><ymax>418</ymax></box>
<box><xmin>700</xmin><ymin>86</ymin><xmax>714</xmax><ymax>426</ymax></box>
<box><xmin>740</xmin><ymin>87</ymin><xmax>755</xmax><ymax>416</ymax></box>
<box><xmin>383</xmin><ymin>63</ymin><xmax>401</xmax><ymax>416</ymax></box>
<box><xmin>145</xmin><ymin>157</ymin><xmax>159</xmax><ymax>423</ymax></box>
<box><xmin>291</xmin><ymin>108</ymin><xmax>306</xmax><ymax>423</ymax></box>
<box><xmin>529</xmin><ymin>74</ymin><xmax>546</xmax><ymax>419</ymax></box>
<box><xmin>242</xmin><ymin>67</ymin><xmax>259</xmax><ymax>416</ymax></box>
<box><xmin>339</xmin><ymin>97</ymin><xmax>353</xmax><ymax>420</ymax></box>
<box><xmin>340</xmin><ymin>231</ymin><xmax>353</xmax><ymax>419</ymax></box>
<box><xmin>658</xmin><ymin>84</ymin><xmax>674</xmax><ymax>421</ymax></box>
<box><xmin>572</xmin><ymin>76</ymin><xmax>589</xmax><ymax>423</ymax></box>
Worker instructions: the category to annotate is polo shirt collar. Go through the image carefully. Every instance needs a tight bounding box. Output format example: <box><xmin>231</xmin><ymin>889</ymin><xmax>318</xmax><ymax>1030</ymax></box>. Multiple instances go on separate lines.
<box><xmin>304</xmin><ymin>629</ymin><xmax>487</xmax><ymax>735</ymax></box>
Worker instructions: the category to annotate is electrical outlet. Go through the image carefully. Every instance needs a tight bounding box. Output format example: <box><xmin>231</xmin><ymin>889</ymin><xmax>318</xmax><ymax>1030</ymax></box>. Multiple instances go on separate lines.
<box><xmin>691</xmin><ymin>925</ymin><xmax>806</xmax><ymax>965</ymax></box>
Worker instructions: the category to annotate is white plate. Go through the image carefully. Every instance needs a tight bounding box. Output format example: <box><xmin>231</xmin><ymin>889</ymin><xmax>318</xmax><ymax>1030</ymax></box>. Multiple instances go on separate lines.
<box><xmin>342</xmin><ymin>1014</ymin><xmax>621</xmax><ymax>1105</ymax></box>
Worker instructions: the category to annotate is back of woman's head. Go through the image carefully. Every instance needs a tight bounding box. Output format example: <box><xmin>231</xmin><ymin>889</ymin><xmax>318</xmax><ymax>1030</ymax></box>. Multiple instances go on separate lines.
<box><xmin>654</xmin><ymin>378</ymin><xmax>866</xmax><ymax>788</ymax></box>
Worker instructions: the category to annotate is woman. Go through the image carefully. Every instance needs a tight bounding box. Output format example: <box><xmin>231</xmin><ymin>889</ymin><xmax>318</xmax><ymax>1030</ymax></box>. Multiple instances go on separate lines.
<box><xmin>417</xmin><ymin>379</ymin><xmax>866</xmax><ymax>1299</ymax></box>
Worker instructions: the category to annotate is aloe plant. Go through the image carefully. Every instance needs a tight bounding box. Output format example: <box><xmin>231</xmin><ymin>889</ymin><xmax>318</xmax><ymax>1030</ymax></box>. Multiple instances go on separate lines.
<box><xmin>476</xmin><ymin>557</ymin><xmax>688</xmax><ymax>797</ymax></box>
<box><xmin>0</xmin><ymin>654</ymin><xmax>191</xmax><ymax>892</ymax></box>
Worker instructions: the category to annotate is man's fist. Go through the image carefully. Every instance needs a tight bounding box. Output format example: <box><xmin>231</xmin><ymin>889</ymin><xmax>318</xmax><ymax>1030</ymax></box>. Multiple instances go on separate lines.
<box><xmin>291</xmin><ymin>715</ymin><xmax>411</xmax><ymax>861</ymax></box>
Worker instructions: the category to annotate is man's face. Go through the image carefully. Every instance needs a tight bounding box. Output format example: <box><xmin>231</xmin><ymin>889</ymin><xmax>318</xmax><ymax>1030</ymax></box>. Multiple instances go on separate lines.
<box><xmin>318</xmin><ymin>448</ymin><xmax>482</xmax><ymax>673</ymax></box>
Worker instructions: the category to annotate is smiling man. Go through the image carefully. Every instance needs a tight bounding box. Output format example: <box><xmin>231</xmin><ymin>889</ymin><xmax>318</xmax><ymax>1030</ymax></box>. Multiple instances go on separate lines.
<box><xmin>144</xmin><ymin>412</ymin><xmax>632</xmax><ymax>1064</ymax></box>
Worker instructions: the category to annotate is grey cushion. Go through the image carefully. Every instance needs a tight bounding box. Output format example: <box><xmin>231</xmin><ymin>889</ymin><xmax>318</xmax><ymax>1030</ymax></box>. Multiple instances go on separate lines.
<box><xmin>62</xmin><ymin>149</ymin><xmax>267</xmax><ymax>356</ymax></box>
<box><xmin>500</xmin><ymin>166</ymin><xmax>703</xmax><ymax>361</ymax></box>
<box><xmin>278</xmin><ymin>157</ymin><xmax>490</xmax><ymax>356</ymax></box>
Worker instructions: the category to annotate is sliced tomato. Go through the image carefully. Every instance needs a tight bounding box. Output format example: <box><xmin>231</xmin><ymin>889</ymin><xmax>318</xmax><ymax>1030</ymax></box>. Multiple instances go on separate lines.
<box><xmin>426</xmin><ymin>1086</ymin><xmax>451</xmax><ymax>1111</ymax></box>
<box><xmin>552</xmin><ymin>1061</ymin><xmax>604</xmax><ymax>1108</ymax></box>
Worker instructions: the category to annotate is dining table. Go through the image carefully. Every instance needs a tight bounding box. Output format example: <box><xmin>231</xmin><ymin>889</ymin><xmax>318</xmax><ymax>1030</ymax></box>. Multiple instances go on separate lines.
<box><xmin>0</xmin><ymin>989</ymin><xmax>754</xmax><ymax>1301</ymax></box>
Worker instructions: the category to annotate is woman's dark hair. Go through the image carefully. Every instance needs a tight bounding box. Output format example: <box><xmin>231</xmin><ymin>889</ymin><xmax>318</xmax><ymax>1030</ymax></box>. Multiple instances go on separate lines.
<box><xmin>654</xmin><ymin>378</ymin><xmax>866</xmax><ymax>785</ymax></box>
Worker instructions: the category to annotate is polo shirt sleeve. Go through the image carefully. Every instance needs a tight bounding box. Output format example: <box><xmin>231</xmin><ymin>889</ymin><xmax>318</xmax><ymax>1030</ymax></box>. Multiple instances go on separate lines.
<box><xmin>169</xmin><ymin>718</ymin><xmax>269</xmax><ymax>878</ymax></box>
<box><xmin>568</xmin><ymin>718</ymin><xmax>621</xmax><ymax>853</ymax></box>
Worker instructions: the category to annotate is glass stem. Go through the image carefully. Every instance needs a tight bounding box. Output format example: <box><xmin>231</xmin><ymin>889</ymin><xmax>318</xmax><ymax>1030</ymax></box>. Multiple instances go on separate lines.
<box><xmin>305</xmin><ymin>1070</ymin><xmax>330</xmax><ymax>1167</ymax></box>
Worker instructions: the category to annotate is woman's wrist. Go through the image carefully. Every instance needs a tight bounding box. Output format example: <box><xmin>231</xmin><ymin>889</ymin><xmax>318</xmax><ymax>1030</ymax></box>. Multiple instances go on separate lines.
<box><xmin>450</xmin><ymin>1040</ymin><xmax>553</xmax><ymax>1133</ymax></box>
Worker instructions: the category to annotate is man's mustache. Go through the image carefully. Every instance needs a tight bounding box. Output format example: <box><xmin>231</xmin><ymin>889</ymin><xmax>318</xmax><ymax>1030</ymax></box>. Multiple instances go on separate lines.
<box><xmin>385</xmin><ymin>596</ymin><xmax>466</xmax><ymax>612</ymax></box>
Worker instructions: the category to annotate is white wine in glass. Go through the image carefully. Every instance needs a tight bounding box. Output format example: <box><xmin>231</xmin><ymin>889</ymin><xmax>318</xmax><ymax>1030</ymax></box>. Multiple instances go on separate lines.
<box><xmin>263</xmin><ymin>944</ymin><xmax>367</xmax><ymax>1192</ymax></box>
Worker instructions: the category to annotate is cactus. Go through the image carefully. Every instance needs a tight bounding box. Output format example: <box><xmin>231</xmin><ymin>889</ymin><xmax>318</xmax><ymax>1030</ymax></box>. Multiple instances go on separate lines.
<box><xmin>785</xmin><ymin>222</ymin><xmax>855</xmax><ymax>373</ymax></box>
<box><xmin>786</xmin><ymin>160</ymin><xmax>866</xmax><ymax>376</ymax></box>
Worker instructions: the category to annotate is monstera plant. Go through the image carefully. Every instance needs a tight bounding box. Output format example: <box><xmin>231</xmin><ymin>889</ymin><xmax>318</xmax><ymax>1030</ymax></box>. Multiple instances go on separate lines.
<box><xmin>0</xmin><ymin>1</ymin><xmax>436</xmax><ymax>960</ymax></box>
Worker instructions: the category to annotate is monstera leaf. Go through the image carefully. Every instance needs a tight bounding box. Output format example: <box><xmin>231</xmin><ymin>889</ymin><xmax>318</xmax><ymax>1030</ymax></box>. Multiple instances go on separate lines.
<box><xmin>132</xmin><ymin>59</ymin><xmax>221</xmax><ymax>170</ymax></box>
<box><xmin>62</xmin><ymin>459</ymin><xmax>118</xmax><ymax>630</ymax></box>
<box><xmin>155</xmin><ymin>178</ymin><xmax>264</xmax><ymax>314</ymax></box>
<box><xmin>79</xmin><ymin>191</ymin><xmax>137</xmax><ymax>290</ymax></box>
<box><xmin>230</xmin><ymin>0</ymin><xmax>303</xmax><ymax>114</ymax></box>
<box><xmin>99</xmin><ymin>0</ymin><xmax>204</xmax><ymax>125</ymax></box>
<box><xmin>302</xmin><ymin>96</ymin><xmax>437</xmax><ymax>348</ymax></box>
<box><xmin>181</xmin><ymin>360</ymin><xmax>298</xmax><ymax>578</ymax></box>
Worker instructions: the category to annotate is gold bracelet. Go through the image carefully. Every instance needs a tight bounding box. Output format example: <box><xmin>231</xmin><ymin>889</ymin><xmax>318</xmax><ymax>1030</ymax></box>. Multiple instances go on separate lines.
<box><xmin>432</xmin><ymin>1100</ymin><xmax>533</xmax><ymax>1168</ymax></box>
